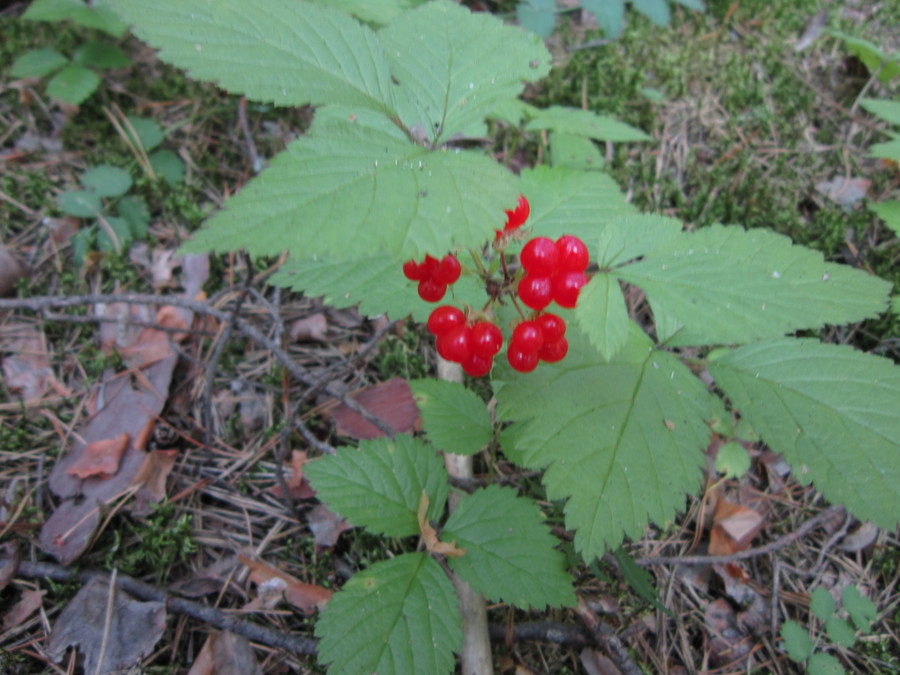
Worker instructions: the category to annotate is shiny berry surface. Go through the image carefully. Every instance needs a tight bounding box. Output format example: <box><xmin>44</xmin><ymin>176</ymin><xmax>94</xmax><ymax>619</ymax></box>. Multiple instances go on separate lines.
<box><xmin>433</xmin><ymin>254</ymin><xmax>461</xmax><ymax>285</ymax></box>
<box><xmin>520</xmin><ymin>237</ymin><xmax>560</xmax><ymax>277</ymax></box>
<box><xmin>556</xmin><ymin>235</ymin><xmax>589</xmax><ymax>273</ymax></box>
<box><xmin>517</xmin><ymin>274</ymin><xmax>553</xmax><ymax>311</ymax></box>
<box><xmin>551</xmin><ymin>271</ymin><xmax>587</xmax><ymax>308</ymax></box>
<box><xmin>469</xmin><ymin>321</ymin><xmax>503</xmax><ymax>359</ymax></box>
<box><xmin>418</xmin><ymin>278</ymin><xmax>447</xmax><ymax>303</ymax></box>
<box><xmin>427</xmin><ymin>305</ymin><xmax>465</xmax><ymax>336</ymax></box>
<box><xmin>462</xmin><ymin>353</ymin><xmax>493</xmax><ymax>378</ymax></box>
<box><xmin>536</xmin><ymin>313</ymin><xmax>566</xmax><ymax>343</ymax></box>
<box><xmin>511</xmin><ymin>321</ymin><xmax>544</xmax><ymax>353</ymax></box>
<box><xmin>538</xmin><ymin>337</ymin><xmax>569</xmax><ymax>363</ymax></box>
<box><xmin>403</xmin><ymin>259</ymin><xmax>427</xmax><ymax>281</ymax></box>
<box><xmin>507</xmin><ymin>347</ymin><xmax>539</xmax><ymax>373</ymax></box>
<box><xmin>436</xmin><ymin>325</ymin><xmax>471</xmax><ymax>363</ymax></box>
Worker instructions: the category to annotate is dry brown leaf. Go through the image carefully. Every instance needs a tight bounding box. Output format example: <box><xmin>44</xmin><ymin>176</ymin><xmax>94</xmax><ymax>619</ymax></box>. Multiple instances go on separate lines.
<box><xmin>130</xmin><ymin>449</ymin><xmax>179</xmax><ymax>516</ymax></box>
<box><xmin>271</xmin><ymin>450</ymin><xmax>316</xmax><ymax>500</ymax></box>
<box><xmin>704</xmin><ymin>598</ymin><xmax>752</xmax><ymax>669</ymax></box>
<box><xmin>65</xmin><ymin>433</ymin><xmax>131</xmax><ymax>480</ymax></box>
<box><xmin>308</xmin><ymin>503</ymin><xmax>352</xmax><ymax>548</ymax></box>
<box><xmin>418</xmin><ymin>491</ymin><xmax>466</xmax><ymax>558</ymax></box>
<box><xmin>324</xmin><ymin>377</ymin><xmax>420</xmax><ymax>440</ymax></box>
<box><xmin>2</xmin><ymin>589</ymin><xmax>46</xmax><ymax>631</ymax></box>
<box><xmin>815</xmin><ymin>176</ymin><xmax>870</xmax><ymax>208</ymax></box>
<box><xmin>289</xmin><ymin>313</ymin><xmax>328</xmax><ymax>342</ymax></box>
<box><xmin>0</xmin><ymin>542</ymin><xmax>21</xmax><ymax>592</ymax></box>
<box><xmin>188</xmin><ymin>632</ymin><xmax>262</xmax><ymax>675</ymax></box>
<box><xmin>239</xmin><ymin>554</ymin><xmax>332</xmax><ymax>615</ymax></box>
<box><xmin>708</xmin><ymin>498</ymin><xmax>764</xmax><ymax>556</ymax></box>
<box><xmin>0</xmin><ymin>246</ymin><xmax>25</xmax><ymax>297</ymax></box>
<box><xmin>837</xmin><ymin>521</ymin><xmax>879</xmax><ymax>552</ymax></box>
<box><xmin>47</xmin><ymin>577</ymin><xmax>166</xmax><ymax>674</ymax></box>
<box><xmin>1</xmin><ymin>322</ymin><xmax>62</xmax><ymax>402</ymax></box>
<box><xmin>579</xmin><ymin>648</ymin><xmax>623</xmax><ymax>675</ymax></box>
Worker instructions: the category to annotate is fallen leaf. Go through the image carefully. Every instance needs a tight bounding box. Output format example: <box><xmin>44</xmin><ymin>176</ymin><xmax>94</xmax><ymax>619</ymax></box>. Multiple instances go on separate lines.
<box><xmin>0</xmin><ymin>542</ymin><xmax>21</xmax><ymax>592</ymax></box>
<box><xmin>580</xmin><ymin>648</ymin><xmax>623</xmax><ymax>675</ymax></box>
<box><xmin>709</xmin><ymin>498</ymin><xmax>765</xmax><ymax>556</ymax></box>
<box><xmin>837</xmin><ymin>521</ymin><xmax>879</xmax><ymax>552</ymax></box>
<box><xmin>308</xmin><ymin>503</ymin><xmax>352</xmax><ymax>548</ymax></box>
<box><xmin>130</xmin><ymin>449</ymin><xmax>179</xmax><ymax>516</ymax></box>
<box><xmin>2</xmin><ymin>589</ymin><xmax>46</xmax><ymax>631</ymax></box>
<box><xmin>1</xmin><ymin>322</ymin><xmax>63</xmax><ymax>402</ymax></box>
<box><xmin>324</xmin><ymin>377</ymin><xmax>420</xmax><ymax>440</ymax></box>
<box><xmin>704</xmin><ymin>598</ymin><xmax>752</xmax><ymax>669</ymax></box>
<box><xmin>271</xmin><ymin>450</ymin><xmax>316</xmax><ymax>500</ymax></box>
<box><xmin>188</xmin><ymin>631</ymin><xmax>262</xmax><ymax>675</ymax></box>
<box><xmin>0</xmin><ymin>246</ymin><xmax>25</xmax><ymax>297</ymax></box>
<box><xmin>239</xmin><ymin>554</ymin><xmax>332</xmax><ymax>615</ymax></box>
<box><xmin>47</xmin><ymin>577</ymin><xmax>166</xmax><ymax>674</ymax></box>
<box><xmin>65</xmin><ymin>433</ymin><xmax>131</xmax><ymax>480</ymax></box>
<box><xmin>815</xmin><ymin>176</ymin><xmax>870</xmax><ymax>208</ymax></box>
<box><xmin>289</xmin><ymin>313</ymin><xmax>328</xmax><ymax>341</ymax></box>
<box><xmin>418</xmin><ymin>491</ymin><xmax>465</xmax><ymax>558</ymax></box>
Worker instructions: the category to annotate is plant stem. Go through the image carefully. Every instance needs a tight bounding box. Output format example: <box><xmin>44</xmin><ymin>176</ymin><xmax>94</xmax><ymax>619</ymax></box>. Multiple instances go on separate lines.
<box><xmin>437</xmin><ymin>358</ymin><xmax>492</xmax><ymax>674</ymax></box>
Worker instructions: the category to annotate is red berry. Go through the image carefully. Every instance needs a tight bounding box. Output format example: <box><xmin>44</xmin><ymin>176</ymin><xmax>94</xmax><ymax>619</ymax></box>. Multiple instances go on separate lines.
<box><xmin>433</xmin><ymin>254</ymin><xmax>461</xmax><ymax>285</ymax></box>
<box><xmin>436</xmin><ymin>325</ymin><xmax>471</xmax><ymax>363</ymax></box>
<box><xmin>552</xmin><ymin>271</ymin><xmax>587</xmax><ymax>308</ymax></box>
<box><xmin>538</xmin><ymin>337</ymin><xmax>569</xmax><ymax>363</ymax></box>
<box><xmin>427</xmin><ymin>306</ymin><xmax>465</xmax><ymax>336</ymax></box>
<box><xmin>403</xmin><ymin>259</ymin><xmax>427</xmax><ymax>281</ymax></box>
<box><xmin>520</xmin><ymin>237</ymin><xmax>560</xmax><ymax>276</ymax></box>
<box><xmin>462</xmin><ymin>353</ymin><xmax>493</xmax><ymax>378</ymax></box>
<box><xmin>469</xmin><ymin>321</ymin><xmax>503</xmax><ymax>359</ymax></box>
<box><xmin>511</xmin><ymin>321</ymin><xmax>544</xmax><ymax>353</ymax></box>
<box><xmin>517</xmin><ymin>274</ymin><xmax>553</xmax><ymax>310</ymax></box>
<box><xmin>556</xmin><ymin>235</ymin><xmax>589</xmax><ymax>273</ymax></box>
<box><xmin>536</xmin><ymin>313</ymin><xmax>566</xmax><ymax>343</ymax></box>
<box><xmin>507</xmin><ymin>347</ymin><xmax>539</xmax><ymax>373</ymax></box>
<box><xmin>418</xmin><ymin>278</ymin><xmax>447</xmax><ymax>303</ymax></box>
<box><xmin>504</xmin><ymin>194</ymin><xmax>530</xmax><ymax>230</ymax></box>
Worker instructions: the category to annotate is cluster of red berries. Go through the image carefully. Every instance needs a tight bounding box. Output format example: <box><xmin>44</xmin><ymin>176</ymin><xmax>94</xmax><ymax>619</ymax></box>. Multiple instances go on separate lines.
<box><xmin>517</xmin><ymin>235</ymin><xmax>589</xmax><ymax>310</ymax></box>
<box><xmin>402</xmin><ymin>253</ymin><xmax>461</xmax><ymax>302</ymax></box>
<box><xmin>402</xmin><ymin>195</ymin><xmax>588</xmax><ymax>376</ymax></box>
<box><xmin>427</xmin><ymin>306</ymin><xmax>503</xmax><ymax>377</ymax></box>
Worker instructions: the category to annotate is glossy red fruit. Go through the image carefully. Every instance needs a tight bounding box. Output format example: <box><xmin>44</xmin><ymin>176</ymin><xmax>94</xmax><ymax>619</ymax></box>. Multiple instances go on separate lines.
<box><xmin>469</xmin><ymin>321</ymin><xmax>503</xmax><ymax>359</ymax></box>
<box><xmin>520</xmin><ymin>237</ymin><xmax>560</xmax><ymax>276</ymax></box>
<box><xmin>462</xmin><ymin>353</ymin><xmax>493</xmax><ymax>377</ymax></box>
<box><xmin>552</xmin><ymin>271</ymin><xmax>588</xmax><ymax>308</ymax></box>
<box><xmin>517</xmin><ymin>274</ymin><xmax>553</xmax><ymax>310</ymax></box>
<box><xmin>433</xmin><ymin>254</ymin><xmax>461</xmax><ymax>285</ymax></box>
<box><xmin>538</xmin><ymin>337</ymin><xmax>569</xmax><ymax>363</ymax></box>
<box><xmin>418</xmin><ymin>278</ymin><xmax>447</xmax><ymax>303</ymax></box>
<box><xmin>507</xmin><ymin>346</ymin><xmax>539</xmax><ymax>373</ymax></box>
<box><xmin>511</xmin><ymin>321</ymin><xmax>544</xmax><ymax>353</ymax></box>
<box><xmin>556</xmin><ymin>235</ymin><xmax>589</xmax><ymax>273</ymax></box>
<box><xmin>403</xmin><ymin>259</ymin><xmax>427</xmax><ymax>281</ymax></box>
<box><xmin>436</xmin><ymin>325</ymin><xmax>471</xmax><ymax>363</ymax></box>
<box><xmin>427</xmin><ymin>306</ymin><xmax>466</xmax><ymax>336</ymax></box>
<box><xmin>536</xmin><ymin>313</ymin><xmax>566</xmax><ymax>343</ymax></box>
<box><xmin>504</xmin><ymin>194</ymin><xmax>530</xmax><ymax>230</ymax></box>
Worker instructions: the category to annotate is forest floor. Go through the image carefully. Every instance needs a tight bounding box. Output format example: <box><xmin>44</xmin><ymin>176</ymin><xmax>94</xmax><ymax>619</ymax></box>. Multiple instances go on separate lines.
<box><xmin>1</xmin><ymin>0</ymin><xmax>899</xmax><ymax>673</ymax></box>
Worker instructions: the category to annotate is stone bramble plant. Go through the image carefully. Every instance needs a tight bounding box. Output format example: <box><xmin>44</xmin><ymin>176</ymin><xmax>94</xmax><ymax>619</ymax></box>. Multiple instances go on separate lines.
<box><xmin>106</xmin><ymin>1</ymin><xmax>900</xmax><ymax>672</ymax></box>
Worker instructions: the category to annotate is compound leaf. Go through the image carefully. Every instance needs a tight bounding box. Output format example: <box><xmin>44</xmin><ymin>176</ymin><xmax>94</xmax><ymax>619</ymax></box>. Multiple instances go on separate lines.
<box><xmin>443</xmin><ymin>485</ymin><xmax>575</xmax><ymax>609</ymax></box>
<box><xmin>860</xmin><ymin>98</ymin><xmax>900</xmax><ymax>126</ymax></box>
<box><xmin>524</xmin><ymin>106</ymin><xmax>651</xmax><ymax>142</ymax></box>
<box><xmin>870</xmin><ymin>200</ymin><xmax>900</xmax><ymax>236</ymax></box>
<box><xmin>183</xmin><ymin>106</ymin><xmax>518</xmax><ymax>261</ymax></box>
<box><xmin>781</xmin><ymin>620</ymin><xmax>813</xmax><ymax>662</ymax></box>
<box><xmin>149</xmin><ymin>149</ymin><xmax>185</xmax><ymax>183</ymax></box>
<box><xmin>825</xmin><ymin>617</ymin><xmax>856</xmax><ymax>648</ymax></box>
<box><xmin>617</xmin><ymin>224</ymin><xmax>890</xmax><ymax>346</ymax></box>
<box><xmin>316</xmin><ymin>553</ymin><xmax>461</xmax><ymax>675</ymax></box>
<box><xmin>495</xmin><ymin>325</ymin><xmax>717</xmax><ymax>559</ymax></box>
<box><xmin>549</xmin><ymin>132</ymin><xmax>605</xmax><ymax>171</ymax></box>
<box><xmin>808</xmin><ymin>653</ymin><xmax>846</xmax><ymax>675</ymax></box>
<box><xmin>842</xmin><ymin>585</ymin><xmax>877</xmax><ymax>631</ymax></box>
<box><xmin>72</xmin><ymin>42</ymin><xmax>131</xmax><ymax>69</ymax></box>
<box><xmin>46</xmin><ymin>65</ymin><xmax>100</xmax><ymax>105</ymax></box>
<box><xmin>304</xmin><ymin>435</ymin><xmax>449</xmax><ymax>538</ymax></box>
<box><xmin>269</xmin><ymin>254</ymin><xmax>487</xmax><ymax>323</ymax></box>
<box><xmin>379</xmin><ymin>1</ymin><xmax>551</xmax><ymax>145</ymax></box>
<box><xmin>124</xmin><ymin>116</ymin><xmax>165</xmax><ymax>151</ymax></box>
<box><xmin>108</xmin><ymin>0</ymin><xmax>398</xmax><ymax>114</ymax></box>
<box><xmin>595</xmin><ymin>214</ymin><xmax>683</xmax><ymax>268</ymax></box>
<box><xmin>312</xmin><ymin>0</ymin><xmax>426</xmax><ymax>26</ymax></box>
<box><xmin>410</xmin><ymin>379</ymin><xmax>492</xmax><ymax>456</ymax></box>
<box><xmin>709</xmin><ymin>339</ymin><xmax>900</xmax><ymax>529</ymax></box>
<box><xmin>81</xmin><ymin>165</ymin><xmax>132</xmax><ymax>198</ymax></box>
<box><xmin>574</xmin><ymin>274</ymin><xmax>631</xmax><ymax>361</ymax></box>
<box><xmin>57</xmin><ymin>190</ymin><xmax>102</xmax><ymax>218</ymax></box>
<box><xmin>25</xmin><ymin>0</ymin><xmax>129</xmax><ymax>36</ymax></box>
<box><xmin>10</xmin><ymin>48</ymin><xmax>68</xmax><ymax>78</ymax></box>
<box><xmin>810</xmin><ymin>588</ymin><xmax>836</xmax><ymax>621</ymax></box>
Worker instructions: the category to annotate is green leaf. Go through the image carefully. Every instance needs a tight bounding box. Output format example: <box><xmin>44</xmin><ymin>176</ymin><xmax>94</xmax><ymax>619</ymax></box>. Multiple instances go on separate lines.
<box><xmin>123</xmin><ymin>116</ymin><xmax>165</xmax><ymax>151</ymax></box>
<box><xmin>611</xmin><ymin>547</ymin><xmax>672</xmax><ymax>617</ymax></box>
<box><xmin>10</xmin><ymin>48</ymin><xmax>68</xmax><ymax>78</ymax></box>
<box><xmin>379</xmin><ymin>1</ymin><xmax>551</xmax><ymax>145</ymax></box>
<box><xmin>304</xmin><ymin>435</ymin><xmax>449</xmax><ymax>538</ymax></box>
<box><xmin>182</xmin><ymin>106</ymin><xmax>518</xmax><ymax>261</ymax></box>
<box><xmin>97</xmin><ymin>216</ymin><xmax>131</xmax><ymax>252</ymax></box>
<box><xmin>672</xmin><ymin>0</ymin><xmax>705</xmax><ymax>10</ymax></box>
<box><xmin>825</xmin><ymin>617</ymin><xmax>856</xmax><ymax>648</ymax></box>
<box><xmin>596</xmin><ymin>214</ymin><xmax>683</xmax><ymax>268</ymax></box>
<box><xmin>149</xmin><ymin>149</ymin><xmax>185</xmax><ymax>183</ymax></box>
<box><xmin>518</xmin><ymin>166</ymin><xmax>637</xmax><ymax>256</ymax></box>
<box><xmin>316</xmin><ymin>553</ymin><xmax>461</xmax><ymax>675</ymax></box>
<box><xmin>312</xmin><ymin>0</ymin><xmax>426</xmax><ymax>26</ymax></box>
<box><xmin>443</xmin><ymin>485</ymin><xmax>576</xmax><ymax>609</ymax></box>
<box><xmin>108</xmin><ymin>0</ymin><xmax>398</xmax><ymax>114</ymax></box>
<box><xmin>582</xmin><ymin>0</ymin><xmax>625</xmax><ymax>38</ymax></box>
<box><xmin>46</xmin><ymin>65</ymin><xmax>100</xmax><ymax>105</ymax></box>
<box><xmin>632</xmin><ymin>0</ymin><xmax>670</xmax><ymax>26</ymax></box>
<box><xmin>860</xmin><ymin>98</ymin><xmax>900</xmax><ymax>127</ymax></box>
<box><xmin>780</xmin><ymin>620</ymin><xmax>813</xmax><ymax>662</ymax></box>
<box><xmin>57</xmin><ymin>190</ymin><xmax>102</xmax><ymax>218</ymax></box>
<box><xmin>525</xmin><ymin>106</ymin><xmax>651</xmax><ymax>142</ymax></box>
<box><xmin>72</xmin><ymin>42</ymin><xmax>131</xmax><ymax>69</ymax></box>
<box><xmin>517</xmin><ymin>0</ymin><xmax>557</xmax><ymax>39</ymax></box>
<box><xmin>24</xmin><ymin>0</ymin><xmax>128</xmax><ymax>36</ymax></box>
<box><xmin>495</xmin><ymin>325</ymin><xmax>717</xmax><ymax>558</ymax></box>
<box><xmin>71</xmin><ymin>227</ymin><xmax>94</xmax><ymax>265</ymax></box>
<box><xmin>409</xmin><ymin>379</ymin><xmax>492</xmax><ymax>456</ymax></box>
<box><xmin>715</xmin><ymin>441</ymin><xmax>750</xmax><ymax>479</ymax></box>
<box><xmin>549</xmin><ymin>132</ymin><xmax>605</xmax><ymax>170</ymax></box>
<box><xmin>842</xmin><ymin>585</ymin><xmax>877</xmax><ymax>631</ymax></box>
<box><xmin>116</xmin><ymin>195</ymin><xmax>150</xmax><ymax>238</ymax></box>
<box><xmin>830</xmin><ymin>31</ymin><xmax>900</xmax><ymax>84</ymax></box>
<box><xmin>868</xmin><ymin>134</ymin><xmax>900</xmax><ymax>161</ymax></box>
<box><xmin>709</xmin><ymin>339</ymin><xmax>900</xmax><ymax>529</ymax></box>
<box><xmin>808</xmin><ymin>653</ymin><xmax>846</xmax><ymax>675</ymax></box>
<box><xmin>616</xmin><ymin>224</ymin><xmax>891</xmax><ymax>346</ymax></box>
<box><xmin>893</xmin><ymin>295</ymin><xmax>900</xmax><ymax>316</ymax></box>
<box><xmin>81</xmin><ymin>165</ymin><xmax>132</xmax><ymax>198</ymax></box>
<box><xmin>810</xmin><ymin>588</ymin><xmax>836</xmax><ymax>621</ymax></box>
<box><xmin>574</xmin><ymin>274</ymin><xmax>631</xmax><ymax>361</ymax></box>
<box><xmin>870</xmin><ymin>200</ymin><xmax>900</xmax><ymax>235</ymax></box>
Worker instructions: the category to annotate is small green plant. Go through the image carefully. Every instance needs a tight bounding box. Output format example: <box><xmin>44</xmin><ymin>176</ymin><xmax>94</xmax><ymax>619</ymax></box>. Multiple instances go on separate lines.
<box><xmin>10</xmin><ymin>0</ymin><xmax>130</xmax><ymax>106</ymax></box>
<box><xmin>780</xmin><ymin>585</ymin><xmax>878</xmax><ymax>674</ymax></box>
